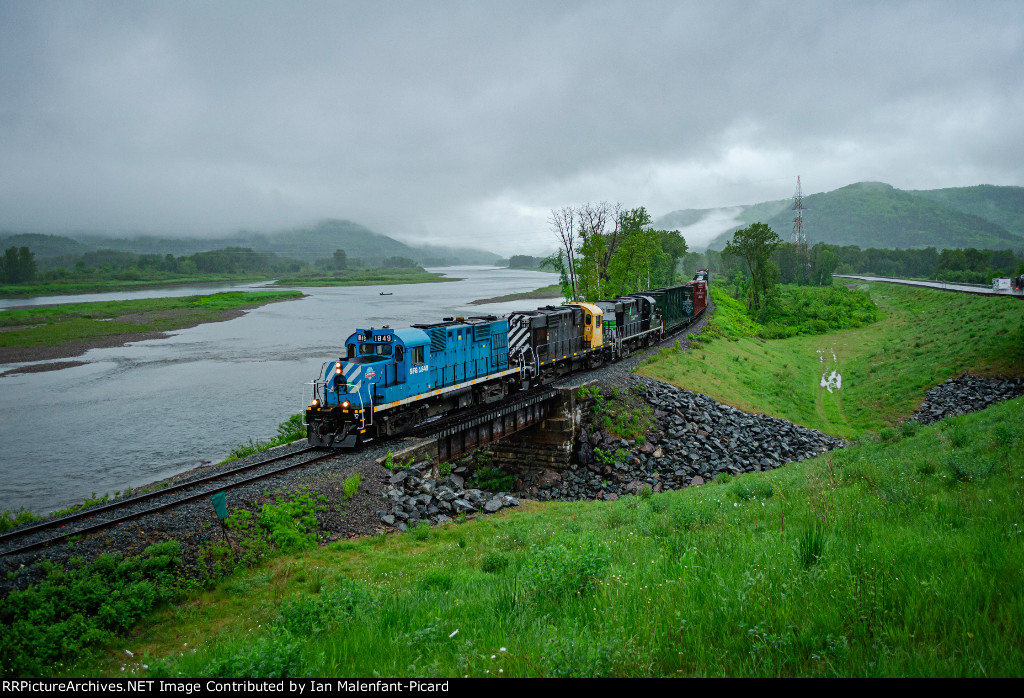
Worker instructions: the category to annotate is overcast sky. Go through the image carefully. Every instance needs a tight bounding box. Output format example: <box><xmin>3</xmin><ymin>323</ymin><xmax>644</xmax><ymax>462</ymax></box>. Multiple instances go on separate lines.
<box><xmin>1</xmin><ymin>1</ymin><xmax>1022</xmax><ymax>254</ymax></box>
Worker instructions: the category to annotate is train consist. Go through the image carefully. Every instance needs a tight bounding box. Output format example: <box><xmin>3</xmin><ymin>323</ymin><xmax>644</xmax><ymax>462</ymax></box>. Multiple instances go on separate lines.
<box><xmin>305</xmin><ymin>271</ymin><xmax>710</xmax><ymax>447</ymax></box>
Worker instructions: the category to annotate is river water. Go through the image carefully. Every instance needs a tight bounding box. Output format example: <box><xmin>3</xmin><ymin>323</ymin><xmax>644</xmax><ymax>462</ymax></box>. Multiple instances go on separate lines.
<box><xmin>0</xmin><ymin>267</ymin><xmax>558</xmax><ymax>514</ymax></box>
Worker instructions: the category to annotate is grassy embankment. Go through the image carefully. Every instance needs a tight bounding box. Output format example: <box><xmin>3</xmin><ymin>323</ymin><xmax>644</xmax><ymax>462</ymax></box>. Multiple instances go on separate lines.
<box><xmin>273</xmin><ymin>268</ymin><xmax>459</xmax><ymax>287</ymax></box>
<box><xmin>470</xmin><ymin>284</ymin><xmax>564</xmax><ymax>305</ymax></box>
<box><xmin>640</xmin><ymin>283</ymin><xmax>1023</xmax><ymax>439</ymax></box>
<box><xmin>24</xmin><ymin>397</ymin><xmax>1017</xmax><ymax>678</ymax></box>
<box><xmin>0</xmin><ymin>291</ymin><xmax>304</xmax><ymax>360</ymax></box>
<box><xmin>4</xmin><ymin>281</ymin><xmax>1023</xmax><ymax>677</ymax></box>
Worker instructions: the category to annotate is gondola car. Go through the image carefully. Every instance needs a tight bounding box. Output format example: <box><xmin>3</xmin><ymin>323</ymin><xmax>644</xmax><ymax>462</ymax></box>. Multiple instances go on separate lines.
<box><xmin>305</xmin><ymin>271</ymin><xmax>710</xmax><ymax>447</ymax></box>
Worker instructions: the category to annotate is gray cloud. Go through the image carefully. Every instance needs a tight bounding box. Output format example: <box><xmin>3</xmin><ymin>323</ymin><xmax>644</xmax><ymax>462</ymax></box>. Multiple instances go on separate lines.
<box><xmin>1</xmin><ymin>1</ymin><xmax>1022</xmax><ymax>255</ymax></box>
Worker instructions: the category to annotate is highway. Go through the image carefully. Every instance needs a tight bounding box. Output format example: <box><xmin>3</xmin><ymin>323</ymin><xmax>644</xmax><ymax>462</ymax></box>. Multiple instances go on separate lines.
<box><xmin>834</xmin><ymin>274</ymin><xmax>1024</xmax><ymax>298</ymax></box>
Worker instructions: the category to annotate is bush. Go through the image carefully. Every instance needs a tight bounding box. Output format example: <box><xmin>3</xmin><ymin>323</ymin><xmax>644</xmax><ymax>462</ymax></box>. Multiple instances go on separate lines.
<box><xmin>481</xmin><ymin>551</ymin><xmax>509</xmax><ymax>573</ymax></box>
<box><xmin>0</xmin><ymin>507</ymin><xmax>40</xmax><ymax>534</ymax></box>
<box><xmin>411</xmin><ymin>521</ymin><xmax>431</xmax><ymax>541</ymax></box>
<box><xmin>200</xmin><ymin>629</ymin><xmax>306</xmax><ymax>678</ymax></box>
<box><xmin>467</xmin><ymin>466</ymin><xmax>514</xmax><ymax>492</ymax></box>
<box><xmin>0</xmin><ymin>541</ymin><xmax>182</xmax><ymax>677</ymax></box>
<box><xmin>527</xmin><ymin>536</ymin><xmax>610</xmax><ymax>598</ymax></box>
<box><xmin>277</xmin><ymin>579</ymin><xmax>380</xmax><ymax>635</ymax></box>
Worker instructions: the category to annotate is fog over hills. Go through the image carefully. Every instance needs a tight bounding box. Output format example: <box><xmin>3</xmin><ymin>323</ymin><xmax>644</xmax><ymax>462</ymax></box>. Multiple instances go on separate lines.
<box><xmin>0</xmin><ymin>220</ymin><xmax>503</xmax><ymax>267</ymax></box>
<box><xmin>2</xmin><ymin>3</ymin><xmax>1022</xmax><ymax>256</ymax></box>
<box><xmin>657</xmin><ymin>183</ymin><xmax>1024</xmax><ymax>251</ymax></box>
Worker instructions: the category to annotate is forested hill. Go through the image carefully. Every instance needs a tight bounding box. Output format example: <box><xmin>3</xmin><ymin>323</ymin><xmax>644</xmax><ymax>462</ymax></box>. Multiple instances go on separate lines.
<box><xmin>905</xmin><ymin>185</ymin><xmax>1024</xmax><ymax>239</ymax></box>
<box><xmin>0</xmin><ymin>219</ymin><xmax>502</xmax><ymax>267</ymax></box>
<box><xmin>661</xmin><ymin>182</ymin><xmax>1024</xmax><ymax>251</ymax></box>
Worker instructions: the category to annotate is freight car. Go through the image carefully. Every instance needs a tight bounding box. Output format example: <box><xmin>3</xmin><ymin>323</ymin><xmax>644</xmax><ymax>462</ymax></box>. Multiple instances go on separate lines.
<box><xmin>305</xmin><ymin>270</ymin><xmax>710</xmax><ymax>447</ymax></box>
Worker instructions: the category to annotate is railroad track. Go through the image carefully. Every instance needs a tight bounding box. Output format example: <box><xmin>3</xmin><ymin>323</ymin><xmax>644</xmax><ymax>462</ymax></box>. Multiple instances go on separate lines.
<box><xmin>2</xmin><ymin>305</ymin><xmax>715</xmax><ymax>559</ymax></box>
<box><xmin>0</xmin><ymin>446</ymin><xmax>339</xmax><ymax>558</ymax></box>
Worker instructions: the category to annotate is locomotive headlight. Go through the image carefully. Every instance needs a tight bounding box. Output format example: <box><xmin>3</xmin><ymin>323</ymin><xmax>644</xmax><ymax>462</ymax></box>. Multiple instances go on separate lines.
<box><xmin>342</xmin><ymin>400</ymin><xmax>350</xmax><ymax>408</ymax></box>
<box><xmin>311</xmin><ymin>399</ymin><xmax>319</xmax><ymax>407</ymax></box>
<box><xmin>335</xmin><ymin>362</ymin><xmax>341</xmax><ymax>368</ymax></box>
<box><xmin>336</xmin><ymin>368</ymin><xmax>342</xmax><ymax>374</ymax></box>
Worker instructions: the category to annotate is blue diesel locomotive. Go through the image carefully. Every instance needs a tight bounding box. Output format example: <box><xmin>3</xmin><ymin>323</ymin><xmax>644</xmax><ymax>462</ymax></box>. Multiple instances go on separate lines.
<box><xmin>305</xmin><ymin>272</ymin><xmax>709</xmax><ymax>447</ymax></box>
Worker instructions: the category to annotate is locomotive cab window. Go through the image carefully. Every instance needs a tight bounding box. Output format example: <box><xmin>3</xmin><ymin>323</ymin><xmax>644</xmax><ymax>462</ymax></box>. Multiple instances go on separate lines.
<box><xmin>411</xmin><ymin>346</ymin><xmax>425</xmax><ymax>365</ymax></box>
<box><xmin>395</xmin><ymin>346</ymin><xmax>404</xmax><ymax>362</ymax></box>
<box><xmin>585</xmin><ymin>315</ymin><xmax>592</xmax><ymax>325</ymax></box>
<box><xmin>375</xmin><ymin>344</ymin><xmax>392</xmax><ymax>356</ymax></box>
<box><xmin>347</xmin><ymin>343</ymin><xmax>356</xmax><ymax>358</ymax></box>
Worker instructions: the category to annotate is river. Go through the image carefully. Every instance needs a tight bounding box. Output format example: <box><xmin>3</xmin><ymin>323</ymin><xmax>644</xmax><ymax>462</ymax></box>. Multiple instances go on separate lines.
<box><xmin>0</xmin><ymin>267</ymin><xmax>558</xmax><ymax>514</ymax></box>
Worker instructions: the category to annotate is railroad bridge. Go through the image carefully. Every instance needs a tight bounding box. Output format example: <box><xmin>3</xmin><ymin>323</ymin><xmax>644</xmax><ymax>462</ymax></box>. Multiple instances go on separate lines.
<box><xmin>382</xmin><ymin>384</ymin><xmax>587</xmax><ymax>472</ymax></box>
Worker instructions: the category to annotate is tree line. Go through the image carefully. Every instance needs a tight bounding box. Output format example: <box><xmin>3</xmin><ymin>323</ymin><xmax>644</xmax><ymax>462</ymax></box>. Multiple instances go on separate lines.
<box><xmin>683</xmin><ymin>240</ymin><xmax>1024</xmax><ymax>292</ymax></box>
<box><xmin>1</xmin><ymin>246</ymin><xmax>38</xmax><ymax>283</ymax></box>
<box><xmin>547</xmin><ymin>202</ymin><xmax>688</xmax><ymax>301</ymax></box>
<box><xmin>2</xmin><ymin>245</ymin><xmax>429</xmax><ymax>286</ymax></box>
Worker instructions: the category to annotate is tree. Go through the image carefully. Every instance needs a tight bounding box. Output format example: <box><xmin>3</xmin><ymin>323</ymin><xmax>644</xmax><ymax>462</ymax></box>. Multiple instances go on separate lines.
<box><xmin>723</xmin><ymin>223</ymin><xmax>783</xmax><ymax>312</ymax></box>
<box><xmin>549</xmin><ymin>206</ymin><xmax>579</xmax><ymax>300</ymax></box>
<box><xmin>333</xmin><ymin>249</ymin><xmax>347</xmax><ymax>270</ymax></box>
<box><xmin>811</xmin><ymin>246</ymin><xmax>839</xmax><ymax>285</ymax></box>
<box><xmin>1</xmin><ymin>246</ymin><xmax>36</xmax><ymax>284</ymax></box>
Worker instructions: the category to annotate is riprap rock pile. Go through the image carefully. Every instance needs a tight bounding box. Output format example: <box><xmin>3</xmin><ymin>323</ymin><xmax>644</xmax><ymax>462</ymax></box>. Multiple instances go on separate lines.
<box><xmin>912</xmin><ymin>374</ymin><xmax>1024</xmax><ymax>425</ymax></box>
<box><xmin>516</xmin><ymin>377</ymin><xmax>845</xmax><ymax>501</ymax></box>
<box><xmin>377</xmin><ymin>467</ymin><xmax>519</xmax><ymax>531</ymax></box>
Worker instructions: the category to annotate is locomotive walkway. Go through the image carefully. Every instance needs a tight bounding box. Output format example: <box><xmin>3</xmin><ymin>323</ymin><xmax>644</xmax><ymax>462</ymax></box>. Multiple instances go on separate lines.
<box><xmin>834</xmin><ymin>274</ymin><xmax>1024</xmax><ymax>298</ymax></box>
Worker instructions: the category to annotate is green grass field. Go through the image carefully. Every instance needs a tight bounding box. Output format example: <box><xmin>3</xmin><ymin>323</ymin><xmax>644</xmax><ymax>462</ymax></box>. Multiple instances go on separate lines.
<box><xmin>39</xmin><ymin>398</ymin><xmax>1018</xmax><ymax>678</ymax></box>
<box><xmin>0</xmin><ymin>291</ymin><xmax>304</xmax><ymax>351</ymax></box>
<box><xmin>5</xmin><ymin>280</ymin><xmax>1023</xmax><ymax>678</ymax></box>
<box><xmin>639</xmin><ymin>284</ymin><xmax>1024</xmax><ymax>438</ymax></box>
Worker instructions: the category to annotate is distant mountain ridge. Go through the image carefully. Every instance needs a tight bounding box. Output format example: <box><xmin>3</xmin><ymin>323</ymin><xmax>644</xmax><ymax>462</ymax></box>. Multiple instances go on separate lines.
<box><xmin>656</xmin><ymin>182</ymin><xmax>1024</xmax><ymax>251</ymax></box>
<box><xmin>0</xmin><ymin>219</ymin><xmax>502</xmax><ymax>266</ymax></box>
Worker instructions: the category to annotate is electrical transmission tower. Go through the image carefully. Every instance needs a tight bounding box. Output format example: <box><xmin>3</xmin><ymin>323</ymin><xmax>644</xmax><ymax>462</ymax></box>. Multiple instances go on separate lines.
<box><xmin>791</xmin><ymin>175</ymin><xmax>808</xmax><ymax>257</ymax></box>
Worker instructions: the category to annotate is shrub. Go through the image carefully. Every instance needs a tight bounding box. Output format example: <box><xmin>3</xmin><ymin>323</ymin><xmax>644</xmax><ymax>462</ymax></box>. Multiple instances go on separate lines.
<box><xmin>946</xmin><ymin>454</ymin><xmax>997</xmax><ymax>483</ymax></box>
<box><xmin>540</xmin><ymin>632</ymin><xmax>616</xmax><ymax>678</ymax></box>
<box><xmin>200</xmin><ymin>629</ymin><xmax>306</xmax><ymax>678</ymax></box>
<box><xmin>481</xmin><ymin>551</ymin><xmax>509</xmax><ymax>573</ymax></box>
<box><xmin>467</xmin><ymin>466</ymin><xmax>514</xmax><ymax>492</ymax></box>
<box><xmin>411</xmin><ymin>520</ymin><xmax>431</xmax><ymax>541</ymax></box>
<box><xmin>0</xmin><ymin>507</ymin><xmax>40</xmax><ymax>534</ymax></box>
<box><xmin>277</xmin><ymin>579</ymin><xmax>379</xmax><ymax>635</ymax></box>
<box><xmin>527</xmin><ymin>536</ymin><xmax>610</xmax><ymax>598</ymax></box>
<box><xmin>0</xmin><ymin>541</ymin><xmax>182</xmax><ymax>677</ymax></box>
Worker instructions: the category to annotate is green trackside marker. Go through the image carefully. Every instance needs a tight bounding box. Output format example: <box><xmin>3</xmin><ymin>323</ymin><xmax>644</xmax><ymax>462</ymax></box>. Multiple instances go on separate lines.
<box><xmin>210</xmin><ymin>491</ymin><xmax>228</xmax><ymax>521</ymax></box>
<box><xmin>210</xmin><ymin>491</ymin><xmax>237</xmax><ymax>558</ymax></box>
